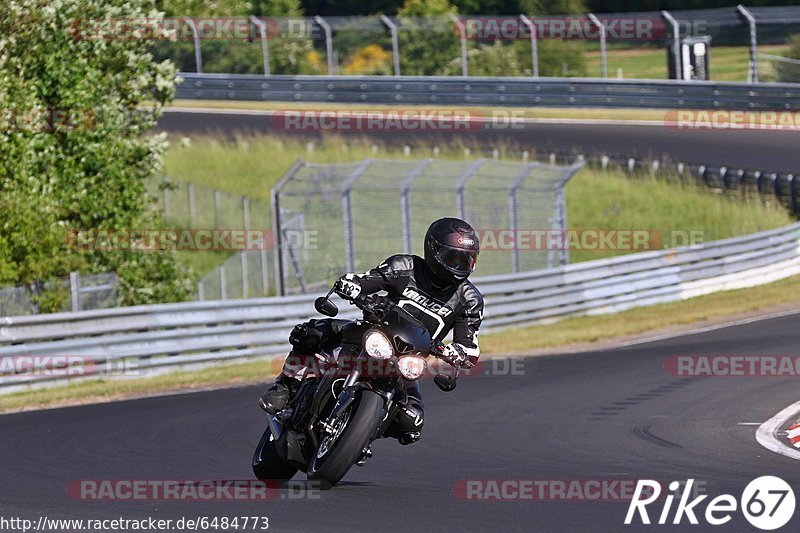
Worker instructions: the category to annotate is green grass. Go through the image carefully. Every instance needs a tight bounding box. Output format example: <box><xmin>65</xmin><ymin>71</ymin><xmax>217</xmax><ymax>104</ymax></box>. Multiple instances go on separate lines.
<box><xmin>585</xmin><ymin>44</ymin><xmax>790</xmax><ymax>81</ymax></box>
<box><xmin>5</xmin><ymin>272</ymin><xmax>800</xmax><ymax>414</ymax></box>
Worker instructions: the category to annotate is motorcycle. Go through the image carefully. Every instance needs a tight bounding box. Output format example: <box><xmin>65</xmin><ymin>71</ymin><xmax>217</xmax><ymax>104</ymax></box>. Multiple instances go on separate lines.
<box><xmin>252</xmin><ymin>284</ymin><xmax>461</xmax><ymax>488</ymax></box>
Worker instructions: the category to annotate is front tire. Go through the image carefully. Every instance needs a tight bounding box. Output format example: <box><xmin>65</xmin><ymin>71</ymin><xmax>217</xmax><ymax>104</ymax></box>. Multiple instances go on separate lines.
<box><xmin>252</xmin><ymin>428</ymin><xmax>299</xmax><ymax>481</ymax></box>
<box><xmin>308</xmin><ymin>390</ymin><xmax>384</xmax><ymax>487</ymax></box>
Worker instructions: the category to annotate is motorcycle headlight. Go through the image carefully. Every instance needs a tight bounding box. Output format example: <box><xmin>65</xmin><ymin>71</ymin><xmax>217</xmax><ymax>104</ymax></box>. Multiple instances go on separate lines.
<box><xmin>364</xmin><ymin>330</ymin><xmax>393</xmax><ymax>360</ymax></box>
<box><xmin>397</xmin><ymin>355</ymin><xmax>427</xmax><ymax>380</ymax></box>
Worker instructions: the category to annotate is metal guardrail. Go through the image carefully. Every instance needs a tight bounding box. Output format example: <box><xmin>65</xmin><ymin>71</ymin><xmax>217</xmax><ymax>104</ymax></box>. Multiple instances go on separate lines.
<box><xmin>175</xmin><ymin>73</ymin><xmax>800</xmax><ymax>110</ymax></box>
<box><xmin>2</xmin><ymin>222</ymin><xmax>799</xmax><ymax>393</ymax></box>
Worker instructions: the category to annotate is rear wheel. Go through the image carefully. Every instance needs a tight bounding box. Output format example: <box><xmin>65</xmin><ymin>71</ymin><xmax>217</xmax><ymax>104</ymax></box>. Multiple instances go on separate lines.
<box><xmin>308</xmin><ymin>390</ymin><xmax>384</xmax><ymax>487</ymax></box>
<box><xmin>252</xmin><ymin>428</ymin><xmax>299</xmax><ymax>481</ymax></box>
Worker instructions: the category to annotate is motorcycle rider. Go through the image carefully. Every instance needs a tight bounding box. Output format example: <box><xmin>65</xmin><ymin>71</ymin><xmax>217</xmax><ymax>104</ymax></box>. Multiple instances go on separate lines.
<box><xmin>259</xmin><ymin>217</ymin><xmax>484</xmax><ymax>446</ymax></box>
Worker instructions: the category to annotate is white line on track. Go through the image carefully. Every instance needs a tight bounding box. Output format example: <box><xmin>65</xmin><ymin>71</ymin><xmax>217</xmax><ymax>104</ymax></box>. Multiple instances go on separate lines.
<box><xmin>756</xmin><ymin>400</ymin><xmax>800</xmax><ymax>461</ymax></box>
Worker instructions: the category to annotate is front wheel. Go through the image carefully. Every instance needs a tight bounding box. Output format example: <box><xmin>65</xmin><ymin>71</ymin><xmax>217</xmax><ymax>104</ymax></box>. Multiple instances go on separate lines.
<box><xmin>308</xmin><ymin>390</ymin><xmax>384</xmax><ymax>487</ymax></box>
<box><xmin>252</xmin><ymin>428</ymin><xmax>299</xmax><ymax>481</ymax></box>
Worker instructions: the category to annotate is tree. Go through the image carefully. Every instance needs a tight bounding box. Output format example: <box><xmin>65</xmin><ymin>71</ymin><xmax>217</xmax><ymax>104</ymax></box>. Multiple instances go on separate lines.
<box><xmin>0</xmin><ymin>0</ymin><xmax>195</xmax><ymax>307</ymax></box>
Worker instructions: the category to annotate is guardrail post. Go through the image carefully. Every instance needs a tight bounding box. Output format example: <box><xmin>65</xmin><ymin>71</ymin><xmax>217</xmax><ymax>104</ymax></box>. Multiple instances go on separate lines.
<box><xmin>250</xmin><ymin>16</ymin><xmax>271</xmax><ymax>76</ymax></box>
<box><xmin>662</xmin><ymin>11</ymin><xmax>681</xmax><ymax>80</ymax></box>
<box><xmin>587</xmin><ymin>14</ymin><xmax>607</xmax><ymax>78</ymax></box>
<box><xmin>188</xmin><ymin>182</ymin><xmax>196</xmax><ymax>227</ymax></box>
<box><xmin>519</xmin><ymin>15</ymin><xmax>539</xmax><ymax>78</ymax></box>
<box><xmin>380</xmin><ymin>15</ymin><xmax>401</xmax><ymax>76</ymax></box>
<box><xmin>183</xmin><ymin>18</ymin><xmax>203</xmax><ymax>73</ymax></box>
<box><xmin>449</xmin><ymin>13</ymin><xmax>468</xmax><ymax>76</ymax></box>
<box><xmin>69</xmin><ymin>271</ymin><xmax>80</xmax><ymax>312</ymax></box>
<box><xmin>162</xmin><ymin>176</ymin><xmax>171</xmax><ymax>220</ymax></box>
<box><xmin>314</xmin><ymin>16</ymin><xmax>335</xmax><ymax>75</ymax></box>
<box><xmin>737</xmin><ymin>5</ymin><xmax>759</xmax><ymax>83</ymax></box>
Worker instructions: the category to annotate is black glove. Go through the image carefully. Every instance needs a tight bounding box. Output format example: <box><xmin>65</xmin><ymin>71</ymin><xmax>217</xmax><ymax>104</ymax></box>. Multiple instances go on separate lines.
<box><xmin>361</xmin><ymin>294</ymin><xmax>395</xmax><ymax>322</ymax></box>
<box><xmin>441</xmin><ymin>343</ymin><xmax>474</xmax><ymax>368</ymax></box>
<box><xmin>333</xmin><ymin>274</ymin><xmax>362</xmax><ymax>301</ymax></box>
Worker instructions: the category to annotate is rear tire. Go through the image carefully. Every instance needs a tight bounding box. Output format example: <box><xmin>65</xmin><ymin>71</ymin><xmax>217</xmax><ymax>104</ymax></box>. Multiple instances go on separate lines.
<box><xmin>308</xmin><ymin>390</ymin><xmax>384</xmax><ymax>487</ymax></box>
<box><xmin>252</xmin><ymin>428</ymin><xmax>299</xmax><ymax>481</ymax></box>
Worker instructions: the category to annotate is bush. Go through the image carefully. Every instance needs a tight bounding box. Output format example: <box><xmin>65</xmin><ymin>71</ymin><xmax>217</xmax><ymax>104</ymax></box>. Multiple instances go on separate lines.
<box><xmin>0</xmin><ymin>0</ymin><xmax>195</xmax><ymax>307</ymax></box>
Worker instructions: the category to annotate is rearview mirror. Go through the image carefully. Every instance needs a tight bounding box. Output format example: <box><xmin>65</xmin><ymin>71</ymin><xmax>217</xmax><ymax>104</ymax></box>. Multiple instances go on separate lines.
<box><xmin>314</xmin><ymin>297</ymin><xmax>339</xmax><ymax>317</ymax></box>
<box><xmin>434</xmin><ymin>374</ymin><xmax>457</xmax><ymax>392</ymax></box>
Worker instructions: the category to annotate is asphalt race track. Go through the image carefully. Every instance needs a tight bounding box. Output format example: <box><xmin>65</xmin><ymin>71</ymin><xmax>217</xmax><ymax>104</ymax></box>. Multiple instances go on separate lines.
<box><xmin>158</xmin><ymin>109</ymin><xmax>800</xmax><ymax>173</ymax></box>
<box><xmin>3</xmin><ymin>312</ymin><xmax>800</xmax><ymax>532</ymax></box>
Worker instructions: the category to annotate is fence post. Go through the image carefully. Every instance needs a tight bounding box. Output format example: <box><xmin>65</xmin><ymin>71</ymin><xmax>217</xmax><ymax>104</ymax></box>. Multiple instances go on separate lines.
<box><xmin>449</xmin><ymin>13</ymin><xmax>468</xmax><ymax>76</ymax></box>
<box><xmin>69</xmin><ymin>271</ymin><xmax>80</xmax><ymax>312</ymax></box>
<box><xmin>519</xmin><ymin>15</ymin><xmax>538</xmax><ymax>78</ymax></box>
<box><xmin>341</xmin><ymin>159</ymin><xmax>374</xmax><ymax>273</ymax></box>
<box><xmin>163</xmin><ymin>176</ymin><xmax>171</xmax><ymax>220</ymax></box>
<box><xmin>219</xmin><ymin>265</ymin><xmax>227</xmax><ymax>300</ymax></box>
<box><xmin>455</xmin><ymin>159</ymin><xmax>486</xmax><ymax>220</ymax></box>
<box><xmin>314</xmin><ymin>16</ymin><xmax>335</xmax><ymax>75</ymax></box>
<box><xmin>380</xmin><ymin>15</ymin><xmax>401</xmax><ymax>76</ymax></box>
<box><xmin>508</xmin><ymin>164</ymin><xmax>537</xmax><ymax>273</ymax></box>
<box><xmin>198</xmin><ymin>280</ymin><xmax>205</xmax><ymax>301</ymax></box>
<box><xmin>188</xmin><ymin>182</ymin><xmax>196</xmax><ymax>227</ymax></box>
<box><xmin>183</xmin><ymin>18</ymin><xmax>203</xmax><ymax>73</ymax></box>
<box><xmin>587</xmin><ymin>14</ymin><xmax>607</xmax><ymax>78</ymax></box>
<box><xmin>661</xmin><ymin>11</ymin><xmax>681</xmax><ymax>80</ymax></box>
<box><xmin>400</xmin><ymin>159</ymin><xmax>432</xmax><ymax>254</ymax></box>
<box><xmin>250</xmin><ymin>16</ymin><xmax>271</xmax><ymax>76</ymax></box>
<box><xmin>214</xmin><ymin>189</ymin><xmax>221</xmax><ymax>229</ymax></box>
<box><xmin>242</xmin><ymin>195</ymin><xmax>250</xmax><ymax>298</ymax></box>
<box><xmin>272</xmin><ymin>158</ymin><xmax>307</xmax><ymax>296</ymax></box>
<box><xmin>737</xmin><ymin>5</ymin><xmax>759</xmax><ymax>83</ymax></box>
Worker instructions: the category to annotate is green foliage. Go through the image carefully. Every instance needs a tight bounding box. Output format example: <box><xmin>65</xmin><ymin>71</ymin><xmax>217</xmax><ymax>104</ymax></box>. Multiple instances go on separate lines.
<box><xmin>0</xmin><ymin>0</ymin><xmax>195</xmax><ymax>307</ymax></box>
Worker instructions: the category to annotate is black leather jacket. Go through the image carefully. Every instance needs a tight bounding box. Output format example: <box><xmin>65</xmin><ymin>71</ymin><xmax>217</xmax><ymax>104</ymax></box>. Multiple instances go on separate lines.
<box><xmin>350</xmin><ymin>254</ymin><xmax>484</xmax><ymax>359</ymax></box>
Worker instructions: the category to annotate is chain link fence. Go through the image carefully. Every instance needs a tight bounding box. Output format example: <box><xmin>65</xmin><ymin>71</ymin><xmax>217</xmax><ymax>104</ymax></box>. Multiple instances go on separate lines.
<box><xmin>272</xmin><ymin>157</ymin><xmax>582</xmax><ymax>295</ymax></box>
<box><xmin>0</xmin><ymin>273</ymin><xmax>118</xmax><ymax>317</ymax></box>
<box><xmin>150</xmin><ymin>176</ymin><xmax>275</xmax><ymax>300</ymax></box>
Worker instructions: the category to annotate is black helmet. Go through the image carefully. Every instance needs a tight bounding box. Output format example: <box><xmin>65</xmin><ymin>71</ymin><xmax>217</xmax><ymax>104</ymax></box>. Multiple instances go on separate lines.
<box><xmin>424</xmin><ymin>218</ymin><xmax>480</xmax><ymax>285</ymax></box>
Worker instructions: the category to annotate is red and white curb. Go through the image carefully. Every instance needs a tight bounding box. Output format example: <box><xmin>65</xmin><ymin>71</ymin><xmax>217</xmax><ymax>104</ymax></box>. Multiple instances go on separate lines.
<box><xmin>756</xmin><ymin>400</ymin><xmax>800</xmax><ymax>461</ymax></box>
<box><xmin>788</xmin><ymin>423</ymin><xmax>800</xmax><ymax>448</ymax></box>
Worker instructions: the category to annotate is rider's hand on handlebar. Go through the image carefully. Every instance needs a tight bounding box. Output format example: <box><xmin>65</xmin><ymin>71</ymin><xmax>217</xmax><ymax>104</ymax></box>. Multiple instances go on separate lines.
<box><xmin>440</xmin><ymin>343</ymin><xmax>475</xmax><ymax>368</ymax></box>
<box><xmin>333</xmin><ymin>274</ymin><xmax>362</xmax><ymax>301</ymax></box>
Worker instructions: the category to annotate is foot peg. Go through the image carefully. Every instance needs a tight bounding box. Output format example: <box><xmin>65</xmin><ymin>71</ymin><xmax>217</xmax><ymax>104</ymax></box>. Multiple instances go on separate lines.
<box><xmin>356</xmin><ymin>446</ymin><xmax>373</xmax><ymax>466</ymax></box>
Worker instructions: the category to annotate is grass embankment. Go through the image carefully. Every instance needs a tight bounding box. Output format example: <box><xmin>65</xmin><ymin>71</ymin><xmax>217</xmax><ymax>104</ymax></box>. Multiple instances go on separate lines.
<box><xmin>585</xmin><ymin>44</ymin><xmax>789</xmax><ymax>81</ymax></box>
<box><xmin>4</xmin><ymin>273</ymin><xmax>800</xmax><ymax>414</ymax></box>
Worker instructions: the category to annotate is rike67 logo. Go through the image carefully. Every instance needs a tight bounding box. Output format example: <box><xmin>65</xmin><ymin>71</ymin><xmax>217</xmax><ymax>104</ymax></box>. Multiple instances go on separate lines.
<box><xmin>625</xmin><ymin>477</ymin><xmax>795</xmax><ymax>530</ymax></box>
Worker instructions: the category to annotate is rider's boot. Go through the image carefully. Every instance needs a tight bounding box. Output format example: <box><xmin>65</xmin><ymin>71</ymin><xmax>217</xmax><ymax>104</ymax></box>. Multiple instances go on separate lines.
<box><xmin>396</xmin><ymin>381</ymin><xmax>424</xmax><ymax>445</ymax></box>
<box><xmin>259</xmin><ymin>373</ymin><xmax>301</xmax><ymax>415</ymax></box>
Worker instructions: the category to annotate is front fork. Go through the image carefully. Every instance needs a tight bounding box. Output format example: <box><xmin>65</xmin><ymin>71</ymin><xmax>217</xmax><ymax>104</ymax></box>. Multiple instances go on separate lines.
<box><xmin>319</xmin><ymin>353</ymin><xmax>394</xmax><ymax>436</ymax></box>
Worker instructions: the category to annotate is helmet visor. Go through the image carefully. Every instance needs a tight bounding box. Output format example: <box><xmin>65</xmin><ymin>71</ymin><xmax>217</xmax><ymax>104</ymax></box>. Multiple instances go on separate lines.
<box><xmin>436</xmin><ymin>247</ymin><xmax>479</xmax><ymax>275</ymax></box>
